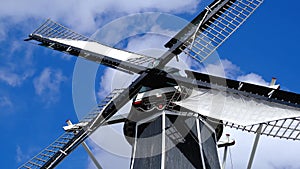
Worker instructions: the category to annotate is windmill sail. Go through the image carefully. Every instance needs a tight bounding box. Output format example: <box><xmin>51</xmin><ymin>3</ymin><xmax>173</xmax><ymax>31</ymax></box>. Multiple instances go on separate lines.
<box><xmin>20</xmin><ymin>0</ymin><xmax>300</xmax><ymax>168</ymax></box>
<box><xmin>18</xmin><ymin>63</ymin><xmax>151</xmax><ymax>168</ymax></box>
<box><xmin>165</xmin><ymin>0</ymin><xmax>264</xmax><ymax>63</ymax></box>
<box><xmin>171</xmin><ymin>70</ymin><xmax>300</xmax><ymax>140</ymax></box>
<box><xmin>18</xmin><ymin>89</ymin><xmax>127</xmax><ymax>169</ymax></box>
<box><xmin>27</xmin><ymin>19</ymin><xmax>157</xmax><ymax>74</ymax></box>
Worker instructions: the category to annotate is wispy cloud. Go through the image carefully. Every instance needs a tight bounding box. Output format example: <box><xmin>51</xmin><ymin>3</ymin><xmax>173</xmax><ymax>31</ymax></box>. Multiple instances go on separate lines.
<box><xmin>33</xmin><ymin>68</ymin><xmax>67</xmax><ymax>104</ymax></box>
<box><xmin>125</xmin><ymin>34</ymin><xmax>172</xmax><ymax>54</ymax></box>
<box><xmin>199</xmin><ymin>59</ymin><xmax>241</xmax><ymax>78</ymax></box>
<box><xmin>0</xmin><ymin>68</ymin><xmax>34</xmax><ymax>87</ymax></box>
<box><xmin>0</xmin><ymin>36</ymin><xmax>35</xmax><ymax>87</ymax></box>
<box><xmin>0</xmin><ymin>96</ymin><xmax>12</xmax><ymax>108</ymax></box>
<box><xmin>0</xmin><ymin>69</ymin><xmax>23</xmax><ymax>87</ymax></box>
<box><xmin>16</xmin><ymin>145</ymin><xmax>29</xmax><ymax>163</ymax></box>
<box><xmin>199</xmin><ymin>59</ymin><xmax>269</xmax><ymax>86</ymax></box>
<box><xmin>0</xmin><ymin>23</ymin><xmax>5</xmax><ymax>41</ymax></box>
<box><xmin>97</xmin><ymin>68</ymin><xmax>137</xmax><ymax>100</ymax></box>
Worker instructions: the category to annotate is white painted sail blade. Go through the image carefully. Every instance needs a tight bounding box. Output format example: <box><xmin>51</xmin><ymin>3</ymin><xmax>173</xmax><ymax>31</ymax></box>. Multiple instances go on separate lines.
<box><xmin>27</xmin><ymin>19</ymin><xmax>157</xmax><ymax>74</ymax></box>
<box><xmin>49</xmin><ymin>38</ymin><xmax>151</xmax><ymax>62</ymax></box>
<box><xmin>174</xmin><ymin>88</ymin><xmax>300</xmax><ymax>126</ymax></box>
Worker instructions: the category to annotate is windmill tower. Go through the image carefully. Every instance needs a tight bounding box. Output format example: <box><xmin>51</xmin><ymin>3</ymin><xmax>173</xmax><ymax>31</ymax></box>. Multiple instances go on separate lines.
<box><xmin>19</xmin><ymin>0</ymin><xmax>300</xmax><ymax>168</ymax></box>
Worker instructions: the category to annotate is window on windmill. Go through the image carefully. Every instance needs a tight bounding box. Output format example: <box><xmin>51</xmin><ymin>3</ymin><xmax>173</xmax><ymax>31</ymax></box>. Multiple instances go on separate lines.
<box><xmin>166</xmin><ymin>126</ymin><xmax>185</xmax><ymax>143</ymax></box>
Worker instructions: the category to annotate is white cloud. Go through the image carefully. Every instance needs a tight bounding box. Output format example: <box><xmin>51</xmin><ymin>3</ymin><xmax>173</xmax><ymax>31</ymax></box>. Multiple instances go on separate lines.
<box><xmin>97</xmin><ymin>68</ymin><xmax>136</xmax><ymax>100</ymax></box>
<box><xmin>0</xmin><ymin>0</ymin><xmax>200</xmax><ymax>34</ymax></box>
<box><xmin>199</xmin><ymin>59</ymin><xmax>270</xmax><ymax>86</ymax></box>
<box><xmin>0</xmin><ymin>38</ymin><xmax>35</xmax><ymax>87</ymax></box>
<box><xmin>0</xmin><ymin>69</ymin><xmax>22</xmax><ymax>87</ymax></box>
<box><xmin>125</xmin><ymin>34</ymin><xmax>170</xmax><ymax>54</ymax></box>
<box><xmin>33</xmin><ymin>68</ymin><xmax>67</xmax><ymax>104</ymax></box>
<box><xmin>200</xmin><ymin>59</ymin><xmax>241</xmax><ymax>78</ymax></box>
<box><xmin>221</xmin><ymin>59</ymin><xmax>241</xmax><ymax>78</ymax></box>
<box><xmin>237</xmin><ymin>73</ymin><xmax>269</xmax><ymax>86</ymax></box>
<box><xmin>0</xmin><ymin>68</ymin><xmax>34</xmax><ymax>87</ymax></box>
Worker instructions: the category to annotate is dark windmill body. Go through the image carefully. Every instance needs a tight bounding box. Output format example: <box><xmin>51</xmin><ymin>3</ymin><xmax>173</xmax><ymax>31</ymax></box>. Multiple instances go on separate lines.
<box><xmin>123</xmin><ymin>77</ymin><xmax>224</xmax><ymax>169</ymax></box>
<box><xmin>19</xmin><ymin>0</ymin><xmax>300</xmax><ymax>169</ymax></box>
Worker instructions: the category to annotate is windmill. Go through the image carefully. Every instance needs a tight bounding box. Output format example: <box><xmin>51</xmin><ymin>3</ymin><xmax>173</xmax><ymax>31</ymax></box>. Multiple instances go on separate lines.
<box><xmin>18</xmin><ymin>0</ymin><xmax>300</xmax><ymax>169</ymax></box>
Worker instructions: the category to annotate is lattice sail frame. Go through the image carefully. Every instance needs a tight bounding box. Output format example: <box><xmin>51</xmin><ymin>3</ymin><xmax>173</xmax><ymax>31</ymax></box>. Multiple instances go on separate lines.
<box><xmin>31</xmin><ymin>19</ymin><xmax>90</xmax><ymax>41</ymax></box>
<box><xmin>165</xmin><ymin>0</ymin><xmax>264</xmax><ymax>63</ymax></box>
<box><xmin>18</xmin><ymin>89</ymin><xmax>126</xmax><ymax>169</ymax></box>
<box><xmin>29</xmin><ymin>19</ymin><xmax>158</xmax><ymax>71</ymax></box>
<box><xmin>174</xmin><ymin>110</ymin><xmax>300</xmax><ymax>141</ymax></box>
<box><xmin>225</xmin><ymin>117</ymin><xmax>300</xmax><ymax>140</ymax></box>
<box><xmin>186</xmin><ymin>0</ymin><xmax>264</xmax><ymax>62</ymax></box>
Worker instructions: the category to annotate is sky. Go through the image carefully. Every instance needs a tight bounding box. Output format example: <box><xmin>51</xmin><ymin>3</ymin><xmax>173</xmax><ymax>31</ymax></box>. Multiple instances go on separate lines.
<box><xmin>1</xmin><ymin>0</ymin><xmax>300</xmax><ymax>169</ymax></box>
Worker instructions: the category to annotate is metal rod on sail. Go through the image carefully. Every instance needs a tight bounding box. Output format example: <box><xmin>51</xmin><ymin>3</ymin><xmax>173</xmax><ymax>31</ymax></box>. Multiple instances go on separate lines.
<box><xmin>247</xmin><ymin>124</ymin><xmax>263</xmax><ymax>169</ymax></box>
<box><xmin>81</xmin><ymin>142</ymin><xmax>103</xmax><ymax>169</ymax></box>
<box><xmin>221</xmin><ymin>134</ymin><xmax>232</xmax><ymax>169</ymax></box>
<box><xmin>66</xmin><ymin>120</ymin><xmax>103</xmax><ymax>169</ymax></box>
<box><xmin>222</xmin><ymin>146</ymin><xmax>228</xmax><ymax>169</ymax></box>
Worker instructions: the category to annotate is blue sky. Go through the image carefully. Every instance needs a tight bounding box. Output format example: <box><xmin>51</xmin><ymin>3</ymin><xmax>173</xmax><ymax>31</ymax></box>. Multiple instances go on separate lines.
<box><xmin>1</xmin><ymin>0</ymin><xmax>300</xmax><ymax>169</ymax></box>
